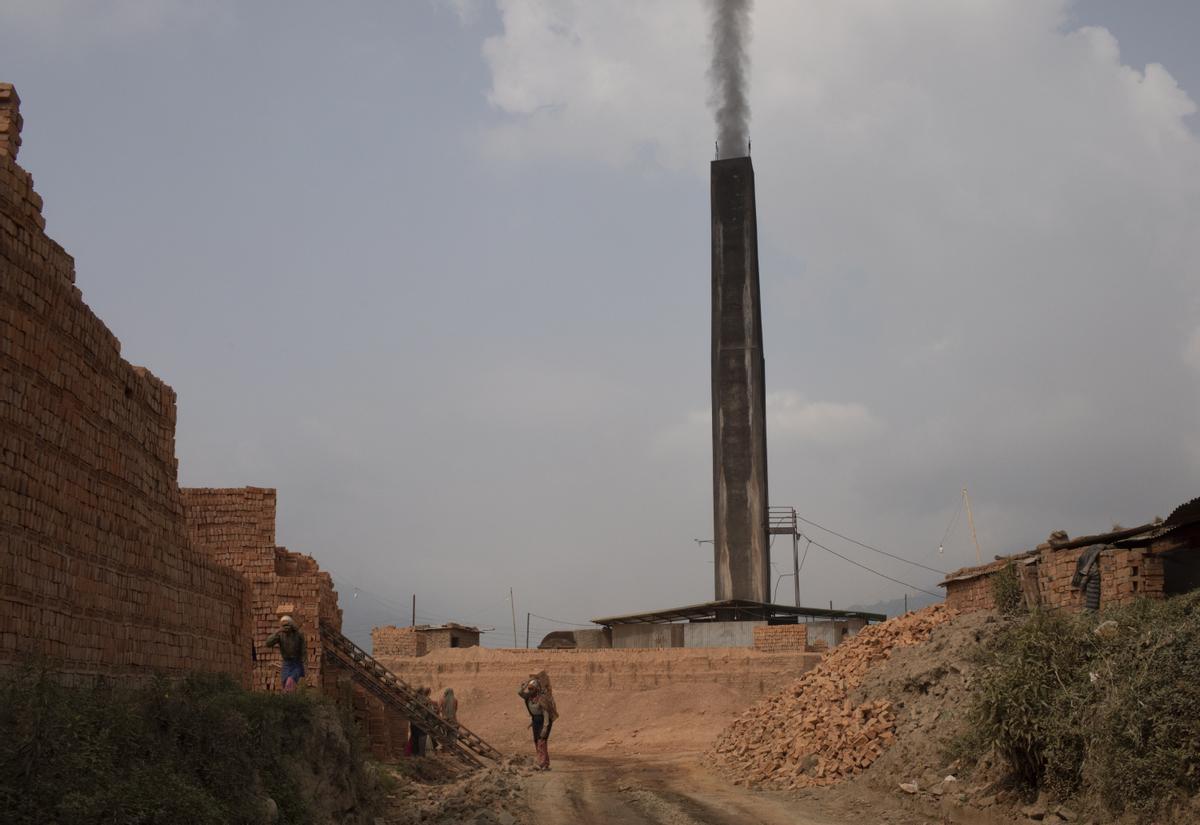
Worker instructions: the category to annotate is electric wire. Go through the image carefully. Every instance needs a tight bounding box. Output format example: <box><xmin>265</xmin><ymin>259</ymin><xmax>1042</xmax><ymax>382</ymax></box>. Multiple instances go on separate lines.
<box><xmin>938</xmin><ymin>495</ymin><xmax>965</xmax><ymax>553</ymax></box>
<box><xmin>795</xmin><ymin>515</ymin><xmax>947</xmax><ymax>575</ymax></box>
<box><xmin>802</xmin><ymin>533</ymin><xmax>943</xmax><ymax>598</ymax></box>
<box><xmin>528</xmin><ymin>612</ymin><xmax>595</xmax><ymax>628</ymax></box>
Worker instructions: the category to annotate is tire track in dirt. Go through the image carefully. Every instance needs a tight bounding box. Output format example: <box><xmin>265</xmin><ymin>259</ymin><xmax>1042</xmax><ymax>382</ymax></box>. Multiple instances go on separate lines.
<box><xmin>524</xmin><ymin>754</ymin><xmax>852</xmax><ymax>825</ymax></box>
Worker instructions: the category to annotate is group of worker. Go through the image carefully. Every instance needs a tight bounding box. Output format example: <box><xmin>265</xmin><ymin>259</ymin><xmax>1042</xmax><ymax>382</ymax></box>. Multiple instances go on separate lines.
<box><xmin>262</xmin><ymin>616</ymin><xmax>558</xmax><ymax>769</ymax></box>
<box><xmin>406</xmin><ymin>684</ymin><xmax>458</xmax><ymax>757</ymax></box>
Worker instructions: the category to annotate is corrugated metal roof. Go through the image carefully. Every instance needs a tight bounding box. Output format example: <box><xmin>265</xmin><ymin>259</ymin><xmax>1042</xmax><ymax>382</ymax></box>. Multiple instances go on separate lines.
<box><xmin>591</xmin><ymin>599</ymin><xmax>886</xmax><ymax>626</ymax></box>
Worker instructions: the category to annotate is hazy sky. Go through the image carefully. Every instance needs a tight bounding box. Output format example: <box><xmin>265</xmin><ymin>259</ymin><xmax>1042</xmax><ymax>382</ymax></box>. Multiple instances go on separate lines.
<box><xmin>2</xmin><ymin>1</ymin><xmax>1197</xmax><ymax>647</ymax></box>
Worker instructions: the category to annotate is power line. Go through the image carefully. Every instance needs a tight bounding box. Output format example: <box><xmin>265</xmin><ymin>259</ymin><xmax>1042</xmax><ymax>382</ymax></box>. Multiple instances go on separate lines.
<box><xmin>795</xmin><ymin>515</ymin><xmax>947</xmax><ymax>575</ymax></box>
<box><xmin>938</xmin><ymin>495</ymin><xmax>965</xmax><ymax>554</ymax></box>
<box><xmin>802</xmin><ymin>533</ymin><xmax>943</xmax><ymax>598</ymax></box>
<box><xmin>528</xmin><ymin>612</ymin><xmax>595</xmax><ymax>628</ymax></box>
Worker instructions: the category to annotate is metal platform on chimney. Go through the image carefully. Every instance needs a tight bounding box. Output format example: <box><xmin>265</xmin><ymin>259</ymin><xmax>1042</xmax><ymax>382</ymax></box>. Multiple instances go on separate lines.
<box><xmin>591</xmin><ymin>599</ymin><xmax>886</xmax><ymax>626</ymax></box>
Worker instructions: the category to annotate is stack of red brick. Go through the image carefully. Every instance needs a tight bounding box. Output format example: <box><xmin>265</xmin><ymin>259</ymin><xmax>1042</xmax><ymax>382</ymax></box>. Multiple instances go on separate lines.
<box><xmin>181</xmin><ymin>487</ymin><xmax>342</xmax><ymax>692</ymax></box>
<box><xmin>0</xmin><ymin>84</ymin><xmax>251</xmax><ymax>684</ymax></box>
<box><xmin>751</xmin><ymin>624</ymin><xmax>808</xmax><ymax>653</ymax></box>
<box><xmin>373</xmin><ymin>626</ymin><xmax>427</xmax><ymax>658</ymax></box>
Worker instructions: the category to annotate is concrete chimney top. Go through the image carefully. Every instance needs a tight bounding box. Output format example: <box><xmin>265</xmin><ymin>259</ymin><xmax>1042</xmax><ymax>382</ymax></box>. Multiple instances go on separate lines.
<box><xmin>0</xmin><ymin>84</ymin><xmax>22</xmax><ymax>160</ymax></box>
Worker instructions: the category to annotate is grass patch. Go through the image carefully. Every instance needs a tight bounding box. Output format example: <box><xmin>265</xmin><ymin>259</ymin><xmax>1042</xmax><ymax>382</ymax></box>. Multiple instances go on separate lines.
<box><xmin>0</xmin><ymin>670</ymin><xmax>383</xmax><ymax>825</ymax></box>
<box><xmin>958</xmin><ymin>591</ymin><xmax>1200</xmax><ymax>820</ymax></box>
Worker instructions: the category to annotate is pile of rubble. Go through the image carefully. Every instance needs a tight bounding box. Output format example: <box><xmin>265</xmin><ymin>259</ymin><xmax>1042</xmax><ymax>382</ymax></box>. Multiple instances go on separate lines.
<box><xmin>383</xmin><ymin>758</ymin><xmax>531</xmax><ymax>825</ymax></box>
<box><xmin>710</xmin><ymin>604</ymin><xmax>955</xmax><ymax>789</ymax></box>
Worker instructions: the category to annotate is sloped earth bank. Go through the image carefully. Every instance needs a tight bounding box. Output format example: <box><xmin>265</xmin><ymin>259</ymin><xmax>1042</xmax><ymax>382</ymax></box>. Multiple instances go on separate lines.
<box><xmin>844</xmin><ymin>610</ymin><xmax>1015</xmax><ymax>812</ymax></box>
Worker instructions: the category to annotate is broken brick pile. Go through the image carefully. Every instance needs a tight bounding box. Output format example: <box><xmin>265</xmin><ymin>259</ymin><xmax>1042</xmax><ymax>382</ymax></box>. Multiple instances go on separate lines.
<box><xmin>710</xmin><ymin>604</ymin><xmax>955</xmax><ymax>789</ymax></box>
<box><xmin>0</xmin><ymin>83</ymin><xmax>252</xmax><ymax>684</ymax></box>
<box><xmin>751</xmin><ymin>624</ymin><xmax>808</xmax><ymax>653</ymax></box>
<box><xmin>181</xmin><ymin>487</ymin><xmax>342</xmax><ymax>692</ymax></box>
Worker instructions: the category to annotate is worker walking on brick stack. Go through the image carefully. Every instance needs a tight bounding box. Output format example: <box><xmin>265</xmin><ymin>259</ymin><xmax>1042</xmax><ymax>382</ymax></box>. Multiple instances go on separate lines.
<box><xmin>264</xmin><ymin>615</ymin><xmax>307</xmax><ymax>692</ymax></box>
<box><xmin>517</xmin><ymin>671</ymin><xmax>558</xmax><ymax>770</ymax></box>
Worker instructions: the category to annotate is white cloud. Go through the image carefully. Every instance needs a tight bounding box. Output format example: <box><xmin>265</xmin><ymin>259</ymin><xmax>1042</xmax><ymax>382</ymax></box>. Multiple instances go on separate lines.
<box><xmin>654</xmin><ymin>392</ymin><xmax>882</xmax><ymax>455</ymax></box>
<box><xmin>467</xmin><ymin>0</ymin><xmax>1200</xmax><ymax>558</ymax></box>
<box><xmin>767</xmin><ymin>392</ymin><xmax>884</xmax><ymax>445</ymax></box>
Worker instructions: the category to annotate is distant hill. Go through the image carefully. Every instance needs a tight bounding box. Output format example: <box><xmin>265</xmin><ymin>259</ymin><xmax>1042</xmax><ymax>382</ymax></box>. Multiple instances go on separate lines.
<box><xmin>847</xmin><ymin>592</ymin><xmax>943</xmax><ymax>619</ymax></box>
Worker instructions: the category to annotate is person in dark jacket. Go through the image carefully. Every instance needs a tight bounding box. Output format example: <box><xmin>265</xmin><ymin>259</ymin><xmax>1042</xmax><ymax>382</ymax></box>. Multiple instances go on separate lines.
<box><xmin>264</xmin><ymin>615</ymin><xmax>307</xmax><ymax>692</ymax></box>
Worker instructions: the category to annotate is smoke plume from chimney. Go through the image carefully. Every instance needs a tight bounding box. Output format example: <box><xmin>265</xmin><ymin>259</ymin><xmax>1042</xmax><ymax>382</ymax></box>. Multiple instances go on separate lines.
<box><xmin>708</xmin><ymin>0</ymin><xmax>752</xmax><ymax>159</ymax></box>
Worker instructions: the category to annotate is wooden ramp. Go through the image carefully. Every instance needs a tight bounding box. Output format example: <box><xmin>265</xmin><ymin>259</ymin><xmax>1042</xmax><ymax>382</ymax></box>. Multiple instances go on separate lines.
<box><xmin>320</xmin><ymin>623</ymin><xmax>502</xmax><ymax>768</ymax></box>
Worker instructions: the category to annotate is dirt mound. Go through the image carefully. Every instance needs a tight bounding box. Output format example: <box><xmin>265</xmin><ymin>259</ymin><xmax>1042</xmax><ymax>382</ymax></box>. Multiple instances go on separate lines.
<box><xmin>710</xmin><ymin>604</ymin><xmax>955</xmax><ymax>789</ymax></box>
<box><xmin>383</xmin><ymin>757</ymin><xmax>531</xmax><ymax>825</ymax></box>
<box><xmin>847</xmin><ymin>608</ymin><xmax>1010</xmax><ymax>796</ymax></box>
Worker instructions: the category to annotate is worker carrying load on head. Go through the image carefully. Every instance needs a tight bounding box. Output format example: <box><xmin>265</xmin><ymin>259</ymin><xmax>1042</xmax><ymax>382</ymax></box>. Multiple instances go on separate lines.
<box><xmin>518</xmin><ymin>670</ymin><xmax>559</xmax><ymax>770</ymax></box>
<box><xmin>264</xmin><ymin>615</ymin><xmax>307</xmax><ymax>692</ymax></box>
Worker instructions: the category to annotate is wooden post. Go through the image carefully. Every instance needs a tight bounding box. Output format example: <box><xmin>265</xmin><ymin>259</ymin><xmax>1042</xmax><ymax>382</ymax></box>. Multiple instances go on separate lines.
<box><xmin>509</xmin><ymin>588</ymin><xmax>517</xmax><ymax>650</ymax></box>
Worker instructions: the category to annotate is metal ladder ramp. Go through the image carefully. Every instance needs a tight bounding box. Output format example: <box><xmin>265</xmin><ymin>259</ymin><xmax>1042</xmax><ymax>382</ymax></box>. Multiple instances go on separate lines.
<box><xmin>320</xmin><ymin>623</ymin><xmax>502</xmax><ymax>767</ymax></box>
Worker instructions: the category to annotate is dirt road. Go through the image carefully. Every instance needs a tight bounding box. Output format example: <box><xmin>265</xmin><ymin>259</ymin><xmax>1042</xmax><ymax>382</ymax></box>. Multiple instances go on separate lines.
<box><xmin>523</xmin><ymin>753</ymin><xmax>922</xmax><ymax>825</ymax></box>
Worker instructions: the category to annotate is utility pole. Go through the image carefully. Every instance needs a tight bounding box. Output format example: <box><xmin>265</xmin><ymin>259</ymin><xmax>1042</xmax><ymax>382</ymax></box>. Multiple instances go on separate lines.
<box><xmin>963</xmin><ymin>487</ymin><xmax>983</xmax><ymax>564</ymax></box>
<box><xmin>792</xmin><ymin>530</ymin><xmax>800</xmax><ymax>607</ymax></box>
<box><xmin>411</xmin><ymin>594</ymin><xmax>416</xmax><ymax>627</ymax></box>
<box><xmin>509</xmin><ymin>587</ymin><xmax>517</xmax><ymax>650</ymax></box>
<box><xmin>525</xmin><ymin>613</ymin><xmax>530</xmax><ymax>649</ymax></box>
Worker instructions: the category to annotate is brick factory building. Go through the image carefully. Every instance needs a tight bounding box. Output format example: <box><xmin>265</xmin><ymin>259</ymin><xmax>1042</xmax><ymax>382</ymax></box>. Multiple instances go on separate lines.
<box><xmin>941</xmin><ymin>497</ymin><xmax>1200</xmax><ymax>613</ymax></box>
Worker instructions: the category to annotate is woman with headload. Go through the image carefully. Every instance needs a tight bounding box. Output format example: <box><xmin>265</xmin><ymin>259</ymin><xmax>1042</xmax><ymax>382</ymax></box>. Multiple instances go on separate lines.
<box><xmin>517</xmin><ymin>670</ymin><xmax>558</xmax><ymax>770</ymax></box>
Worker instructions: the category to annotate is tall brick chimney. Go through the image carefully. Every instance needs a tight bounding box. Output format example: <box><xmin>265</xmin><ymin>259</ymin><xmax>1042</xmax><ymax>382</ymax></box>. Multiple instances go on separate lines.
<box><xmin>711</xmin><ymin>155</ymin><xmax>770</xmax><ymax>604</ymax></box>
<box><xmin>0</xmin><ymin>84</ymin><xmax>22</xmax><ymax>160</ymax></box>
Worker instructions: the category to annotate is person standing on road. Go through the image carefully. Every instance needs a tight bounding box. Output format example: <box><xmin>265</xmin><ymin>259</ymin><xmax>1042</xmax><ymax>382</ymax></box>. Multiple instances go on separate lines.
<box><xmin>264</xmin><ymin>615</ymin><xmax>306</xmax><ymax>693</ymax></box>
<box><xmin>518</xmin><ymin>672</ymin><xmax>558</xmax><ymax>770</ymax></box>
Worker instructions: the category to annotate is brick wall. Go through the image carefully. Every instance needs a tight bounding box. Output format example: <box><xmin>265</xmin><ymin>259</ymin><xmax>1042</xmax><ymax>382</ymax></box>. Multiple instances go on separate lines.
<box><xmin>181</xmin><ymin>487</ymin><xmax>342</xmax><ymax>692</ymax></box>
<box><xmin>1100</xmin><ymin>548</ymin><xmax>1165</xmax><ymax>608</ymax></box>
<box><xmin>0</xmin><ymin>85</ymin><xmax>251</xmax><ymax>684</ymax></box>
<box><xmin>752</xmin><ymin>624</ymin><xmax>808</xmax><ymax>653</ymax></box>
<box><xmin>423</xmin><ymin>627</ymin><xmax>480</xmax><ymax>651</ymax></box>
<box><xmin>179</xmin><ymin>487</ymin><xmax>277</xmax><ymax>577</ymax></box>
<box><xmin>1038</xmin><ymin>546</ymin><xmax>1088</xmax><ymax>610</ymax></box>
<box><xmin>0</xmin><ymin>85</ymin><xmax>21</xmax><ymax>160</ymax></box>
<box><xmin>946</xmin><ymin>544</ymin><xmax>1171</xmax><ymax>614</ymax></box>
<box><xmin>372</xmin><ymin>625</ymin><xmax>426</xmax><ymax>658</ymax></box>
<box><xmin>945</xmin><ymin>575</ymin><xmax>997</xmax><ymax>613</ymax></box>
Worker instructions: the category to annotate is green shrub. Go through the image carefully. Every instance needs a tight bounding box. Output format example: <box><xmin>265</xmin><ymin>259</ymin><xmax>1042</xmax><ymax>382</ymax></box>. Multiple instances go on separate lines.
<box><xmin>960</xmin><ymin>592</ymin><xmax>1200</xmax><ymax>820</ymax></box>
<box><xmin>0</xmin><ymin>670</ymin><xmax>382</xmax><ymax>825</ymax></box>
<box><xmin>990</xmin><ymin>562</ymin><xmax>1024</xmax><ymax>615</ymax></box>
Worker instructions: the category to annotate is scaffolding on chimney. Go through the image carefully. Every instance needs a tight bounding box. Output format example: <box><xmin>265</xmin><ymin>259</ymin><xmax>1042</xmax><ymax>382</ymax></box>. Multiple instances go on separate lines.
<box><xmin>768</xmin><ymin>506</ymin><xmax>802</xmax><ymax>607</ymax></box>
